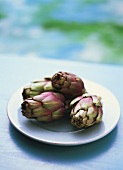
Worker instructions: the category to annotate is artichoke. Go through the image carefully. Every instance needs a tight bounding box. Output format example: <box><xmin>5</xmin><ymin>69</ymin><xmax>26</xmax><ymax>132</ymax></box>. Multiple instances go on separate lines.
<box><xmin>21</xmin><ymin>92</ymin><xmax>67</xmax><ymax>122</ymax></box>
<box><xmin>70</xmin><ymin>93</ymin><xmax>103</xmax><ymax>128</ymax></box>
<box><xmin>52</xmin><ymin>71</ymin><xmax>85</xmax><ymax>99</ymax></box>
<box><xmin>22</xmin><ymin>78</ymin><xmax>54</xmax><ymax>100</ymax></box>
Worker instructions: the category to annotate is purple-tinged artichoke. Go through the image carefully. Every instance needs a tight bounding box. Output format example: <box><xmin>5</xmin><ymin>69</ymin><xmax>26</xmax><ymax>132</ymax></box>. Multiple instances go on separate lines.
<box><xmin>52</xmin><ymin>71</ymin><xmax>85</xmax><ymax>99</ymax></box>
<box><xmin>70</xmin><ymin>93</ymin><xmax>103</xmax><ymax>128</ymax></box>
<box><xmin>22</xmin><ymin>78</ymin><xmax>54</xmax><ymax>100</ymax></box>
<box><xmin>21</xmin><ymin>92</ymin><xmax>67</xmax><ymax>122</ymax></box>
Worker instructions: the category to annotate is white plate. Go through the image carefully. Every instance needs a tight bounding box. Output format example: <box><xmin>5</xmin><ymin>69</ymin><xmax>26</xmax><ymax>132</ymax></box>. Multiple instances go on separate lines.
<box><xmin>7</xmin><ymin>79</ymin><xmax>120</xmax><ymax>146</ymax></box>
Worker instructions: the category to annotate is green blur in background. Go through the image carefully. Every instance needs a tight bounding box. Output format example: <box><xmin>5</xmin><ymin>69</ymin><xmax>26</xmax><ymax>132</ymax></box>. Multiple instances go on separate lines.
<box><xmin>0</xmin><ymin>0</ymin><xmax>123</xmax><ymax>65</ymax></box>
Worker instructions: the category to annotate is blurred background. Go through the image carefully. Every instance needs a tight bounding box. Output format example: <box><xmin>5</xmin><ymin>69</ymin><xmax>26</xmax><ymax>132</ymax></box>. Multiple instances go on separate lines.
<box><xmin>0</xmin><ymin>0</ymin><xmax>123</xmax><ymax>65</ymax></box>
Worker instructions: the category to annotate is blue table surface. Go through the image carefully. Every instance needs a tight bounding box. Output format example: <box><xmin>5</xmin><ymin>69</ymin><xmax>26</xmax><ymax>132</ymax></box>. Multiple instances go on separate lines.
<box><xmin>0</xmin><ymin>56</ymin><xmax>123</xmax><ymax>170</ymax></box>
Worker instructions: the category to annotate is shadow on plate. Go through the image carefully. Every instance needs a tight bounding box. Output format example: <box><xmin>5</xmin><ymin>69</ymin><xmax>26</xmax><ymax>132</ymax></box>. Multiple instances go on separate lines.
<box><xmin>9</xmin><ymin>121</ymin><xmax>118</xmax><ymax>164</ymax></box>
<box><xmin>18</xmin><ymin>107</ymin><xmax>105</xmax><ymax>134</ymax></box>
<box><xmin>18</xmin><ymin>107</ymin><xmax>80</xmax><ymax>133</ymax></box>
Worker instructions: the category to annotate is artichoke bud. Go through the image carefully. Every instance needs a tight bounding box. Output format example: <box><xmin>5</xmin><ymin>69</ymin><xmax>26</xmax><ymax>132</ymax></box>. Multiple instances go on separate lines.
<box><xmin>52</xmin><ymin>71</ymin><xmax>85</xmax><ymax>99</ymax></box>
<box><xmin>70</xmin><ymin>93</ymin><xmax>103</xmax><ymax>128</ymax></box>
<box><xmin>21</xmin><ymin>92</ymin><xmax>67</xmax><ymax>122</ymax></box>
<box><xmin>22</xmin><ymin>78</ymin><xmax>54</xmax><ymax>100</ymax></box>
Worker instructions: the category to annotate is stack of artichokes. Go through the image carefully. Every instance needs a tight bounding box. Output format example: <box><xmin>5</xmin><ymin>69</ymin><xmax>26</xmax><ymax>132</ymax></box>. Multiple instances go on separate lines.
<box><xmin>21</xmin><ymin>71</ymin><xmax>103</xmax><ymax>128</ymax></box>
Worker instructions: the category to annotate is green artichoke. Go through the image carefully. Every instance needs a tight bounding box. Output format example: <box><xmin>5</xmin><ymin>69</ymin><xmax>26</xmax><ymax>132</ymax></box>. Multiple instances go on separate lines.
<box><xmin>70</xmin><ymin>93</ymin><xmax>103</xmax><ymax>128</ymax></box>
<box><xmin>22</xmin><ymin>78</ymin><xmax>54</xmax><ymax>100</ymax></box>
<box><xmin>21</xmin><ymin>92</ymin><xmax>67</xmax><ymax>122</ymax></box>
<box><xmin>52</xmin><ymin>71</ymin><xmax>85</xmax><ymax>99</ymax></box>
